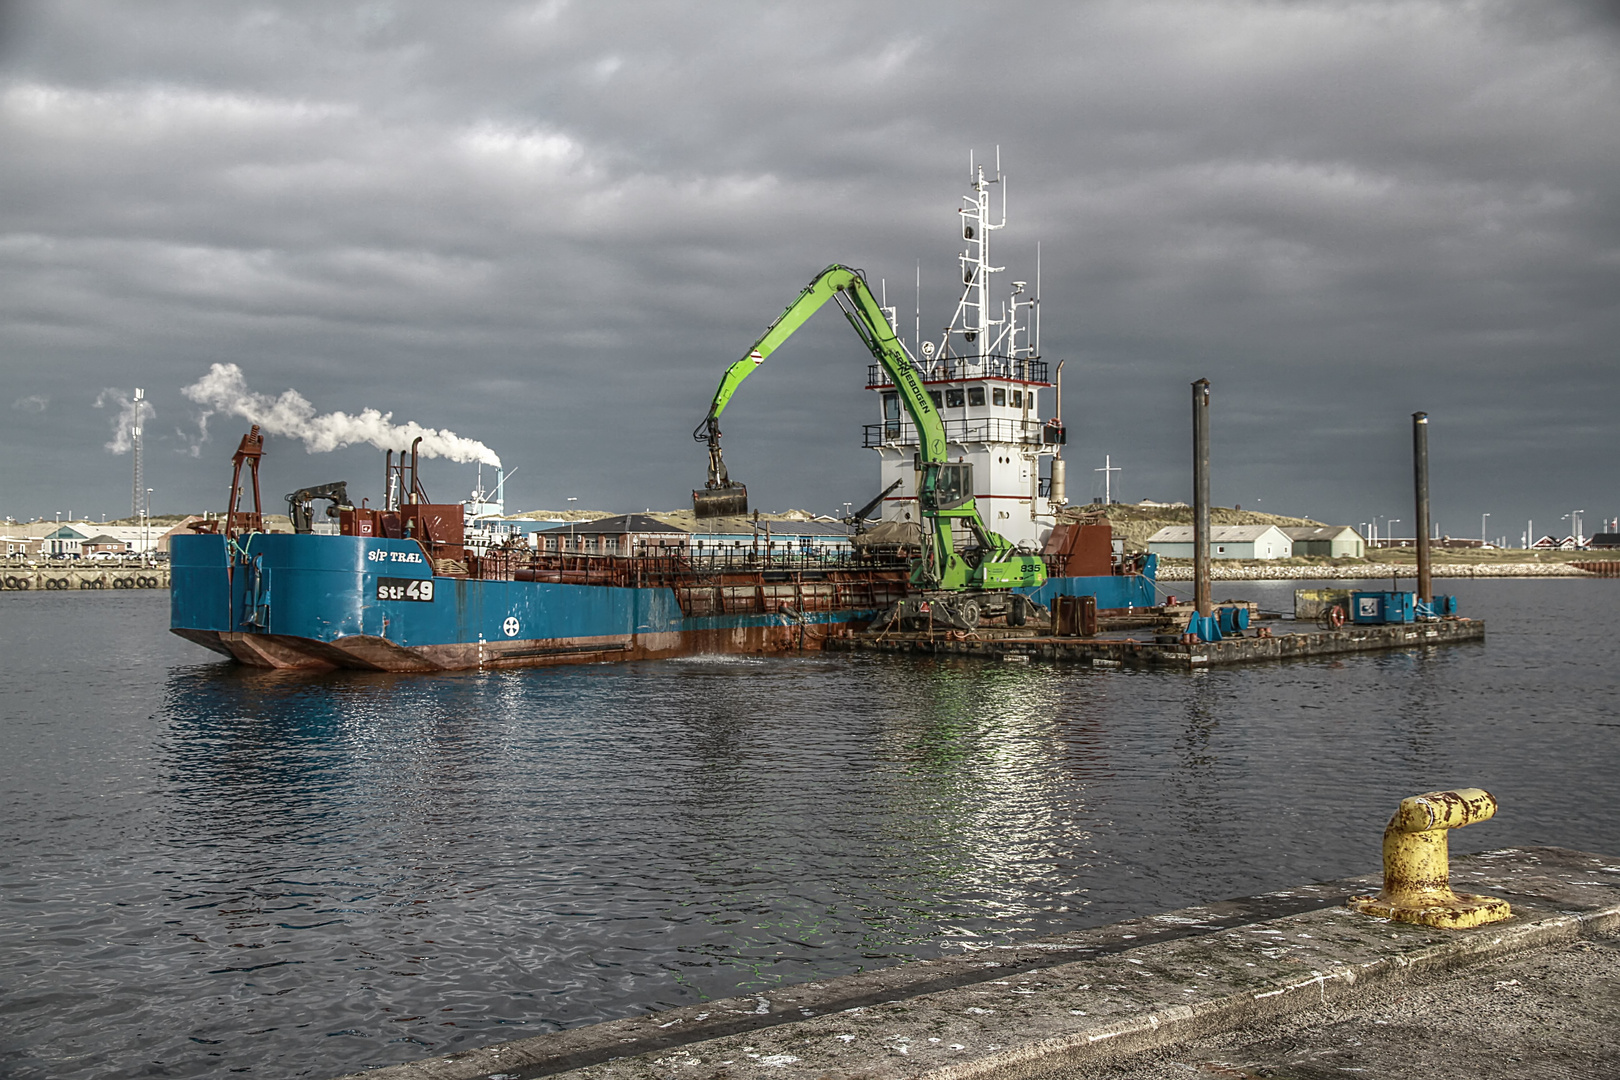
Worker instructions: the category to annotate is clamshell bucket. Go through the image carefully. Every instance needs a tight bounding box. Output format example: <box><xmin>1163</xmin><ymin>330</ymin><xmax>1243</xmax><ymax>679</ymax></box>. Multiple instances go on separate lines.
<box><xmin>693</xmin><ymin>483</ymin><xmax>748</xmax><ymax>519</ymax></box>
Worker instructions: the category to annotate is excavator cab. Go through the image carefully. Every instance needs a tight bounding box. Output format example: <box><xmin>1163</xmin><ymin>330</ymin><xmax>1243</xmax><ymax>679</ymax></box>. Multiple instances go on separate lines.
<box><xmin>920</xmin><ymin>462</ymin><xmax>973</xmax><ymax>512</ymax></box>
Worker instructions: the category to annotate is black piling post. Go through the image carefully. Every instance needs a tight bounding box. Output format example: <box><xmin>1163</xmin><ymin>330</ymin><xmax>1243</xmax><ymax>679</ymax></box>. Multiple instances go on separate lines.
<box><xmin>1413</xmin><ymin>411</ymin><xmax>1432</xmax><ymax>605</ymax></box>
<box><xmin>1192</xmin><ymin>379</ymin><xmax>1212</xmax><ymax>617</ymax></box>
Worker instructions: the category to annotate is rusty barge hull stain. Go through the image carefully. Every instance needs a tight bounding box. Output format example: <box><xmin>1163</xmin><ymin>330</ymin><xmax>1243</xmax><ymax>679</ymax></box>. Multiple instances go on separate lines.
<box><xmin>172</xmin><ymin>624</ymin><xmax>829</xmax><ymax>672</ymax></box>
<box><xmin>831</xmin><ymin>618</ymin><xmax>1485</xmax><ymax>668</ymax></box>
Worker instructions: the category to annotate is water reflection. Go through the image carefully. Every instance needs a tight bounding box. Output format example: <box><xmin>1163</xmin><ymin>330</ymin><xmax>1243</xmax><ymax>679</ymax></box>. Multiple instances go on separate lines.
<box><xmin>8</xmin><ymin>584</ymin><xmax>1620</xmax><ymax>1080</ymax></box>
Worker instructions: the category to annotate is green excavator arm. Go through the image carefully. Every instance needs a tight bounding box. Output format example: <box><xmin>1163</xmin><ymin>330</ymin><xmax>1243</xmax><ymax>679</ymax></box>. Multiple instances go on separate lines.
<box><xmin>693</xmin><ymin>264</ymin><xmax>1045</xmax><ymax>593</ymax></box>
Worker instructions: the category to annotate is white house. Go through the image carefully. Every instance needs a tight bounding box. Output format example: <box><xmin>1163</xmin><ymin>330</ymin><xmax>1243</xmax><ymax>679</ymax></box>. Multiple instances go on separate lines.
<box><xmin>1147</xmin><ymin>525</ymin><xmax>1294</xmax><ymax>560</ymax></box>
<box><xmin>1281</xmin><ymin>526</ymin><xmax>1366</xmax><ymax>558</ymax></box>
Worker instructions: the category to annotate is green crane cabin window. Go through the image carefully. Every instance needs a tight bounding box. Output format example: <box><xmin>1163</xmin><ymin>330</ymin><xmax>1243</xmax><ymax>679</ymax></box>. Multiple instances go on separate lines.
<box><xmin>924</xmin><ymin>462</ymin><xmax>973</xmax><ymax>511</ymax></box>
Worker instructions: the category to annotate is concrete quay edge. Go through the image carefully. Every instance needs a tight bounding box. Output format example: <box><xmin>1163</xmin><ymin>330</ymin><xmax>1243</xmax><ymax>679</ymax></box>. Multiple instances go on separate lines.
<box><xmin>336</xmin><ymin>847</ymin><xmax>1619</xmax><ymax>1080</ymax></box>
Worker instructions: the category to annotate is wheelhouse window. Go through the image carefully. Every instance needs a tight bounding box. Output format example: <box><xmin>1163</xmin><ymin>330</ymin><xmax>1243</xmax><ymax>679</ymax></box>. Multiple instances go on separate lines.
<box><xmin>992</xmin><ymin>387</ymin><xmax>1006</xmax><ymax>406</ymax></box>
<box><xmin>1011</xmin><ymin>390</ymin><xmax>1024</xmax><ymax>407</ymax></box>
<box><xmin>945</xmin><ymin>388</ymin><xmax>966</xmax><ymax>408</ymax></box>
<box><xmin>967</xmin><ymin>387</ymin><xmax>986</xmax><ymax>407</ymax></box>
<box><xmin>928</xmin><ymin>390</ymin><xmax>943</xmax><ymax>408</ymax></box>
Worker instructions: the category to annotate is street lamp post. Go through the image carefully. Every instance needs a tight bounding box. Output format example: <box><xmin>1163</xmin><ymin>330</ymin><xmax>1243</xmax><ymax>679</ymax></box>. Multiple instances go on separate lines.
<box><xmin>567</xmin><ymin>497</ymin><xmax>578</xmax><ymax>553</ymax></box>
<box><xmin>1388</xmin><ymin>519</ymin><xmax>1401</xmax><ymax>547</ymax></box>
<box><xmin>1480</xmin><ymin>513</ymin><xmax>1490</xmax><ymax>549</ymax></box>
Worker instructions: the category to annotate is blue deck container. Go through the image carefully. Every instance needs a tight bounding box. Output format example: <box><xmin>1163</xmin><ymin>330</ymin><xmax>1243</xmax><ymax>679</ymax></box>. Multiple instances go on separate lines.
<box><xmin>1350</xmin><ymin>590</ymin><xmax>1416</xmax><ymax>625</ymax></box>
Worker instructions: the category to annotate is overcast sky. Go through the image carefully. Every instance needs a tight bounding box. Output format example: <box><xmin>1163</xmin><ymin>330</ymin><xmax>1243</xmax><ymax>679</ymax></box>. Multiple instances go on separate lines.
<box><xmin>3</xmin><ymin>1</ymin><xmax>1617</xmax><ymax>541</ymax></box>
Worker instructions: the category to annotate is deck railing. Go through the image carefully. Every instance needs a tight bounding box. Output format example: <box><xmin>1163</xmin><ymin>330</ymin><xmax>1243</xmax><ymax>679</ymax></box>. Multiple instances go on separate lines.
<box><xmin>866</xmin><ymin>354</ymin><xmax>1049</xmax><ymax>387</ymax></box>
<box><xmin>864</xmin><ymin>417</ymin><xmax>1065</xmax><ymax>448</ymax></box>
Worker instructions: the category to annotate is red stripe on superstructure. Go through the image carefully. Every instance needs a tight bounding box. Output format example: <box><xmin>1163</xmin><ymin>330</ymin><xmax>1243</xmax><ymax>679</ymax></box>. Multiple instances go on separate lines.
<box><xmin>882</xmin><ymin>494</ymin><xmax>1034</xmax><ymax>502</ymax></box>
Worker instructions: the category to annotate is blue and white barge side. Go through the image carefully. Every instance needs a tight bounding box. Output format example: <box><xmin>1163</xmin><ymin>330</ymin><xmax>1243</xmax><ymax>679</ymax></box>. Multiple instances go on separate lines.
<box><xmin>171</xmin><ymin>531</ymin><xmax>907</xmax><ymax>671</ymax></box>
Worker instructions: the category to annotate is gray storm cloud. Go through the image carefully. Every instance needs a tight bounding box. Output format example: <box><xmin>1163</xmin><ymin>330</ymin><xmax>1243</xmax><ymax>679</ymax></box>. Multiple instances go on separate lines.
<box><xmin>182</xmin><ymin>363</ymin><xmax>501</xmax><ymax>467</ymax></box>
<box><xmin>1</xmin><ymin>1</ymin><xmax>1617</xmax><ymax>525</ymax></box>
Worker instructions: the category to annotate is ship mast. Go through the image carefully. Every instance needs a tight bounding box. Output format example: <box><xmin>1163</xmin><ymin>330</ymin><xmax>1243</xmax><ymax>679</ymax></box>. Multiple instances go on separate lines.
<box><xmin>866</xmin><ymin>152</ymin><xmax>1063</xmax><ymax>553</ymax></box>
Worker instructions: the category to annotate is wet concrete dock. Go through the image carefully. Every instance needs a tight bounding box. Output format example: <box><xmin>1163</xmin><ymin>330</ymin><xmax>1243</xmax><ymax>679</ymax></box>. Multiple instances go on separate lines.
<box><xmin>336</xmin><ymin>846</ymin><xmax>1618</xmax><ymax>1080</ymax></box>
<box><xmin>828</xmin><ymin>617</ymin><xmax>1485</xmax><ymax>669</ymax></box>
<box><xmin>1051</xmin><ymin>922</ymin><xmax>1620</xmax><ymax>1079</ymax></box>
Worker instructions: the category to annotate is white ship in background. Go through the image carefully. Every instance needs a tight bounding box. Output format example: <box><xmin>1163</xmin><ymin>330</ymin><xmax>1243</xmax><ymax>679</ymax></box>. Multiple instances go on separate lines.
<box><xmin>865</xmin><ymin>151</ymin><xmax>1067</xmax><ymax>552</ymax></box>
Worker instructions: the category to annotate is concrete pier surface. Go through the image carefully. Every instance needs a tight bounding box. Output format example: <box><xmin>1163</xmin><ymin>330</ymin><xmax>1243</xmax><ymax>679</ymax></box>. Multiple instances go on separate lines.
<box><xmin>0</xmin><ymin>563</ymin><xmax>169</xmax><ymax>591</ymax></box>
<box><xmin>336</xmin><ymin>847</ymin><xmax>1618</xmax><ymax>1080</ymax></box>
<box><xmin>829</xmin><ymin>618</ymin><xmax>1484</xmax><ymax>670</ymax></box>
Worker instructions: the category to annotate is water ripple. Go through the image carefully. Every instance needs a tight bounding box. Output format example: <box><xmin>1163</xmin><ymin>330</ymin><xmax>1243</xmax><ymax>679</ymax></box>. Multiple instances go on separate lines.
<box><xmin>1</xmin><ymin>581</ymin><xmax>1616</xmax><ymax>1077</ymax></box>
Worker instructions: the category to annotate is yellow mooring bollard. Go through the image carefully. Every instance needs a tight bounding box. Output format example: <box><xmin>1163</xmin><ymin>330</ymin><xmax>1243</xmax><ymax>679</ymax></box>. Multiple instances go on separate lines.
<box><xmin>1347</xmin><ymin>788</ymin><xmax>1512</xmax><ymax>929</ymax></box>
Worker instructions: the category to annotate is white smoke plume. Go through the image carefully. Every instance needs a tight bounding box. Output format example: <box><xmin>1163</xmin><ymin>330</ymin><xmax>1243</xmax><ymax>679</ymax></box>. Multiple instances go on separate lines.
<box><xmin>176</xmin><ymin>414</ymin><xmax>209</xmax><ymax>458</ymax></box>
<box><xmin>95</xmin><ymin>388</ymin><xmax>155</xmax><ymax>454</ymax></box>
<box><xmin>182</xmin><ymin>363</ymin><xmax>501</xmax><ymax>466</ymax></box>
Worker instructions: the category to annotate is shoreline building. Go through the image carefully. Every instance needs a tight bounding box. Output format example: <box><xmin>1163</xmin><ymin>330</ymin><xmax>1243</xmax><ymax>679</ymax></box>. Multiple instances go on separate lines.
<box><xmin>1147</xmin><ymin>524</ymin><xmax>1294</xmax><ymax>561</ymax></box>
<box><xmin>1281</xmin><ymin>526</ymin><xmax>1366</xmax><ymax>559</ymax></box>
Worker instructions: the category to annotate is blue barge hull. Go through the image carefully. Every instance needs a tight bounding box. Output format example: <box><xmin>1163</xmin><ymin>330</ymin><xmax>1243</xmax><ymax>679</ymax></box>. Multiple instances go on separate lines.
<box><xmin>170</xmin><ymin>534</ymin><xmax>1159</xmax><ymax>672</ymax></box>
<box><xmin>1020</xmin><ymin>553</ymin><xmax>1159</xmax><ymax>612</ymax></box>
<box><xmin>170</xmin><ymin>533</ymin><xmax>906</xmax><ymax>670</ymax></box>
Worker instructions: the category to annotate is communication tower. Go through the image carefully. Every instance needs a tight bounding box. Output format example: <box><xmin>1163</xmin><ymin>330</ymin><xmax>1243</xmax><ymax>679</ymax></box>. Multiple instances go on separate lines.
<box><xmin>132</xmin><ymin>388</ymin><xmax>145</xmax><ymax>520</ymax></box>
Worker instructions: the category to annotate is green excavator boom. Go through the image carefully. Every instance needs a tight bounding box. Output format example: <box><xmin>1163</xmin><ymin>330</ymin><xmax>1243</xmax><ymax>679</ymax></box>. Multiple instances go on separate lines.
<box><xmin>692</xmin><ymin>264</ymin><xmax>1046</xmax><ymax>595</ymax></box>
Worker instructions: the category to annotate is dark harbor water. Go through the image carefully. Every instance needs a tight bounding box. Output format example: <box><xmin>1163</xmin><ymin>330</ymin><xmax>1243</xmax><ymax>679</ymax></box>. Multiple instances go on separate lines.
<box><xmin>3</xmin><ymin>579</ymin><xmax>1617</xmax><ymax>1079</ymax></box>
